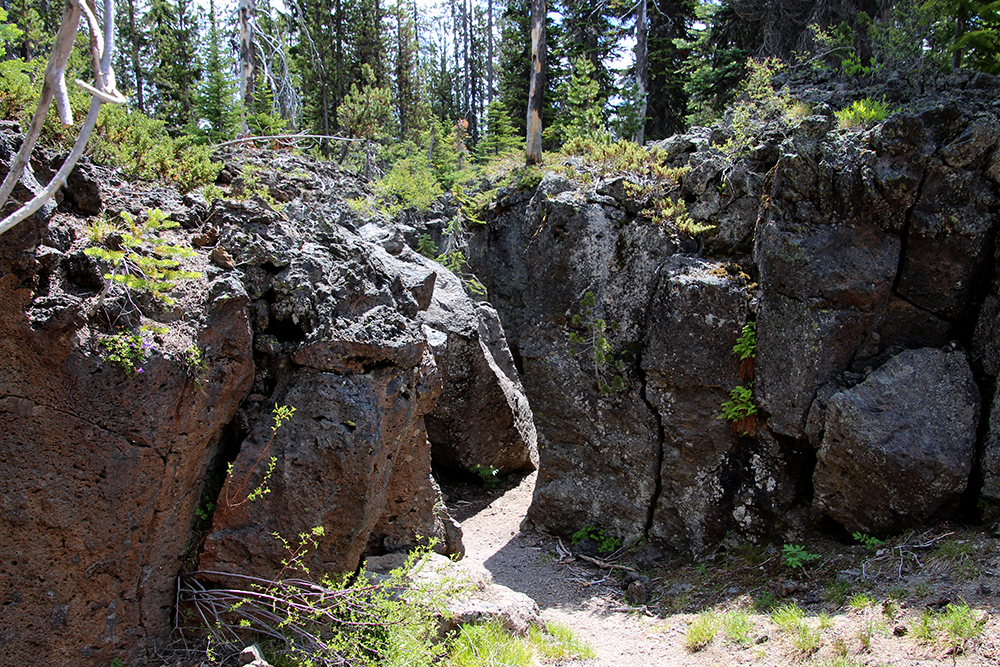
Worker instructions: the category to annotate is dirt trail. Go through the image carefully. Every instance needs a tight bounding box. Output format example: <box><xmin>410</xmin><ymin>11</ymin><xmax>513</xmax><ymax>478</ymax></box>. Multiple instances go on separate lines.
<box><xmin>445</xmin><ymin>472</ymin><xmax>1000</xmax><ymax>667</ymax></box>
<box><xmin>448</xmin><ymin>472</ymin><xmax>696</xmax><ymax>666</ymax></box>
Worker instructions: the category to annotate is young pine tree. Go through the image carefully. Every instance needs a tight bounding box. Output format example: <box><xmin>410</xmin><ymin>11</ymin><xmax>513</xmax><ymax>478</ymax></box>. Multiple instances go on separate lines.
<box><xmin>560</xmin><ymin>56</ymin><xmax>606</xmax><ymax>145</ymax></box>
<box><xmin>477</xmin><ymin>99</ymin><xmax>519</xmax><ymax>158</ymax></box>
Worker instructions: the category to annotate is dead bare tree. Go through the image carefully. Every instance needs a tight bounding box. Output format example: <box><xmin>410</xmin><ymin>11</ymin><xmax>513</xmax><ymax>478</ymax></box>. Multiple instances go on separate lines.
<box><xmin>0</xmin><ymin>0</ymin><xmax>125</xmax><ymax>237</ymax></box>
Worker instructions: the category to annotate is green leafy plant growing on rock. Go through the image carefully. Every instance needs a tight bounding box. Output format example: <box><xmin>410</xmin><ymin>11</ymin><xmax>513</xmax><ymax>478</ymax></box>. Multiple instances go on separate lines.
<box><xmin>568</xmin><ymin>291</ymin><xmax>626</xmax><ymax>394</ymax></box>
<box><xmin>719</xmin><ymin>384</ymin><xmax>757</xmax><ymax>436</ymax></box>
<box><xmin>470</xmin><ymin>464</ymin><xmax>499</xmax><ymax>489</ymax></box>
<box><xmin>835</xmin><ymin>98</ymin><xmax>891</xmax><ymax>128</ymax></box>
<box><xmin>99</xmin><ymin>327</ymin><xmax>155</xmax><ymax>376</ymax></box>
<box><xmin>84</xmin><ymin>209</ymin><xmax>201</xmax><ymax>307</ymax></box>
<box><xmin>720</xmin><ymin>320</ymin><xmax>757</xmax><ymax>435</ymax></box>
<box><xmin>733</xmin><ymin>321</ymin><xmax>756</xmax><ymax>380</ymax></box>
<box><xmin>571</xmin><ymin>526</ymin><xmax>621</xmax><ymax>556</ymax></box>
<box><xmin>222</xmin><ymin>404</ymin><xmax>296</xmax><ymax>510</ymax></box>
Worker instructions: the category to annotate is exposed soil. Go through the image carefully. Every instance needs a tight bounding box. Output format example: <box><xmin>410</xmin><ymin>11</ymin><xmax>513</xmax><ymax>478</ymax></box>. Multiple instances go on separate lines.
<box><xmin>442</xmin><ymin>472</ymin><xmax>1000</xmax><ymax>666</ymax></box>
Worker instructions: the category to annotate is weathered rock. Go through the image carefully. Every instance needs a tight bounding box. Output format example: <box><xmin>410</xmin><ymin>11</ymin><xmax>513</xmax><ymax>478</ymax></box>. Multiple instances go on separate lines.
<box><xmin>813</xmin><ymin>348</ymin><xmax>980</xmax><ymax>534</ymax></box>
<box><xmin>0</xmin><ymin>227</ymin><xmax>254</xmax><ymax>666</ymax></box>
<box><xmin>643</xmin><ymin>257</ymin><xmax>805</xmax><ymax>551</ymax></box>
<box><xmin>896</xmin><ymin>163</ymin><xmax>998</xmax><ymax>320</ymax></box>
<box><xmin>419</xmin><ymin>260</ymin><xmax>538</xmax><ymax>476</ymax></box>
<box><xmin>473</xmin><ymin>173</ymin><xmax>676</xmax><ymax>543</ymax></box>
<box><xmin>366</xmin><ymin>553</ymin><xmax>541</xmax><ymax>636</ymax></box>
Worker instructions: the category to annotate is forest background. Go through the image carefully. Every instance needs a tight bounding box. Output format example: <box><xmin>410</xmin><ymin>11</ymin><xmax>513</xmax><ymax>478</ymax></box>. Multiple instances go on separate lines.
<box><xmin>0</xmin><ymin>0</ymin><xmax>999</xmax><ymax>198</ymax></box>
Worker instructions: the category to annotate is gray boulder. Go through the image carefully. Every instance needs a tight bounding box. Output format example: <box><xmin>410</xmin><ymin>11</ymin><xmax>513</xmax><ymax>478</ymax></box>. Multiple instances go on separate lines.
<box><xmin>417</xmin><ymin>257</ymin><xmax>538</xmax><ymax>476</ymax></box>
<box><xmin>812</xmin><ymin>348</ymin><xmax>980</xmax><ymax>534</ymax></box>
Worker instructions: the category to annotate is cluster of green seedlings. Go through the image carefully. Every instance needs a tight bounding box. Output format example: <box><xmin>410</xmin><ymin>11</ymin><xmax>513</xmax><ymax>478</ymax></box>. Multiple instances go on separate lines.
<box><xmin>835</xmin><ymin>97</ymin><xmax>892</xmax><ymax>128</ymax></box>
<box><xmin>571</xmin><ymin>525</ymin><xmax>622</xmax><ymax>556</ymax></box>
<box><xmin>85</xmin><ymin>208</ymin><xmax>201</xmax><ymax>307</ymax></box>
<box><xmin>719</xmin><ymin>321</ymin><xmax>757</xmax><ymax>436</ymax></box>
<box><xmin>469</xmin><ymin>464</ymin><xmax>499</xmax><ymax>489</ymax></box>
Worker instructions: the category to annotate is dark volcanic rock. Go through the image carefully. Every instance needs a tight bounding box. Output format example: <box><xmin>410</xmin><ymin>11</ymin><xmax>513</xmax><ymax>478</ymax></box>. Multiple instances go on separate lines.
<box><xmin>419</xmin><ymin>262</ymin><xmax>538</xmax><ymax>476</ymax></box>
<box><xmin>812</xmin><ymin>348</ymin><xmax>980</xmax><ymax>534</ymax></box>
<box><xmin>644</xmin><ymin>257</ymin><xmax>804</xmax><ymax>552</ymax></box>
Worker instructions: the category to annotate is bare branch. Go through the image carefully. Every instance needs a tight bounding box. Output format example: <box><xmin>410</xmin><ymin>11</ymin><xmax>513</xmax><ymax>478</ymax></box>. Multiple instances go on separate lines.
<box><xmin>213</xmin><ymin>134</ymin><xmax>365</xmax><ymax>149</ymax></box>
<box><xmin>0</xmin><ymin>0</ymin><xmax>83</xmax><ymax>213</ymax></box>
<box><xmin>0</xmin><ymin>0</ymin><xmax>124</xmax><ymax>237</ymax></box>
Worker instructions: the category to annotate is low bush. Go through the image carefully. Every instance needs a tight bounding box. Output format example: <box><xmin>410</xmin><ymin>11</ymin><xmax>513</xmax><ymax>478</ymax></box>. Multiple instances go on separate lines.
<box><xmin>835</xmin><ymin>97</ymin><xmax>891</xmax><ymax>128</ymax></box>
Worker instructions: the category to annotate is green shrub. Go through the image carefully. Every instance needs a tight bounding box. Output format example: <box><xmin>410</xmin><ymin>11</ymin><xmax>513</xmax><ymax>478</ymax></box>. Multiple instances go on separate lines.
<box><xmin>374</xmin><ymin>155</ymin><xmax>444</xmax><ymax>215</ymax></box>
<box><xmin>90</xmin><ymin>105</ymin><xmax>222</xmax><ymax>191</ymax></box>
<box><xmin>835</xmin><ymin>98</ymin><xmax>891</xmax><ymax>128</ymax></box>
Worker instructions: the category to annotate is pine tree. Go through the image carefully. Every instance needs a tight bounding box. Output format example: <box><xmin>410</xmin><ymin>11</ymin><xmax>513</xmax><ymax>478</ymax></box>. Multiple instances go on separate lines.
<box><xmin>477</xmin><ymin>99</ymin><xmax>519</xmax><ymax>157</ymax></box>
<box><xmin>147</xmin><ymin>0</ymin><xmax>203</xmax><ymax>128</ymax></box>
<box><xmin>645</xmin><ymin>0</ymin><xmax>694</xmax><ymax>138</ymax></box>
<box><xmin>558</xmin><ymin>0</ymin><xmax>621</xmax><ymax>109</ymax></box>
<box><xmin>393</xmin><ymin>0</ymin><xmax>425</xmax><ymax>141</ymax></box>
<box><xmin>115</xmin><ymin>0</ymin><xmax>150</xmax><ymax>112</ymax></box>
<box><xmin>560</xmin><ymin>56</ymin><xmax>606</xmax><ymax>143</ymax></box>
<box><xmin>197</xmin><ymin>0</ymin><xmax>237</xmax><ymax>142</ymax></box>
<box><xmin>924</xmin><ymin>0</ymin><xmax>1000</xmax><ymax>72</ymax></box>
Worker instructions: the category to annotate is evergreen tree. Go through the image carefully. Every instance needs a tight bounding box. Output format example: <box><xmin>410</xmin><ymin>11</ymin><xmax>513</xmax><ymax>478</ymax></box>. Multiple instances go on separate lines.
<box><xmin>497</xmin><ymin>0</ymin><xmax>563</xmax><ymax>139</ymax></box>
<box><xmin>477</xmin><ymin>99</ymin><xmax>519</xmax><ymax>157</ymax></box>
<box><xmin>197</xmin><ymin>0</ymin><xmax>238</xmax><ymax>142</ymax></box>
<box><xmin>146</xmin><ymin>0</ymin><xmax>203</xmax><ymax>128</ymax></box>
<box><xmin>393</xmin><ymin>0</ymin><xmax>425</xmax><ymax>140</ymax></box>
<box><xmin>645</xmin><ymin>0</ymin><xmax>694</xmax><ymax>138</ymax></box>
<box><xmin>924</xmin><ymin>0</ymin><xmax>1000</xmax><ymax>72</ymax></box>
<box><xmin>5</xmin><ymin>0</ymin><xmax>48</xmax><ymax>60</ymax></box>
<box><xmin>559</xmin><ymin>56</ymin><xmax>606</xmax><ymax>143</ymax></box>
<box><xmin>558</xmin><ymin>0</ymin><xmax>621</xmax><ymax>110</ymax></box>
<box><xmin>115</xmin><ymin>0</ymin><xmax>150</xmax><ymax>112</ymax></box>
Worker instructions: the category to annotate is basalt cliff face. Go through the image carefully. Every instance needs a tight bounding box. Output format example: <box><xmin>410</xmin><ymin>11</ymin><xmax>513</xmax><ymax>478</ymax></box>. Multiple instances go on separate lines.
<box><xmin>0</xmin><ymin>140</ymin><xmax>535</xmax><ymax>666</ymax></box>
<box><xmin>3</xmin><ymin>70</ymin><xmax>1000</xmax><ymax>666</ymax></box>
<box><xmin>468</xmin><ymin>71</ymin><xmax>1000</xmax><ymax>554</ymax></box>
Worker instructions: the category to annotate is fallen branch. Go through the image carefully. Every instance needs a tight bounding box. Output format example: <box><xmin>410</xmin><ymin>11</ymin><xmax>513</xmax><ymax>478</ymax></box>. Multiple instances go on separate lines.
<box><xmin>577</xmin><ymin>553</ymin><xmax>638</xmax><ymax>573</ymax></box>
<box><xmin>213</xmin><ymin>133</ymin><xmax>364</xmax><ymax>149</ymax></box>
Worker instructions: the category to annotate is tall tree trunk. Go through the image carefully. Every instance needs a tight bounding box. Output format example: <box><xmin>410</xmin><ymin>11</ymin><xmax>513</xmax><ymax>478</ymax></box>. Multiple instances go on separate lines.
<box><xmin>335</xmin><ymin>0</ymin><xmax>344</xmax><ymax>114</ymax></box>
<box><xmin>633</xmin><ymin>0</ymin><xmax>647</xmax><ymax>145</ymax></box>
<box><xmin>526</xmin><ymin>0</ymin><xmax>545</xmax><ymax>165</ymax></box>
<box><xmin>953</xmin><ymin>9</ymin><xmax>967</xmax><ymax>70</ymax></box>
<box><xmin>238</xmin><ymin>0</ymin><xmax>256</xmax><ymax>134</ymax></box>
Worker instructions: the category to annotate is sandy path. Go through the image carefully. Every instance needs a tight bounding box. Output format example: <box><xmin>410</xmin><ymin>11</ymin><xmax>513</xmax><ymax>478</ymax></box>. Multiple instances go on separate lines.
<box><xmin>448</xmin><ymin>472</ymin><xmax>674</xmax><ymax>666</ymax></box>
